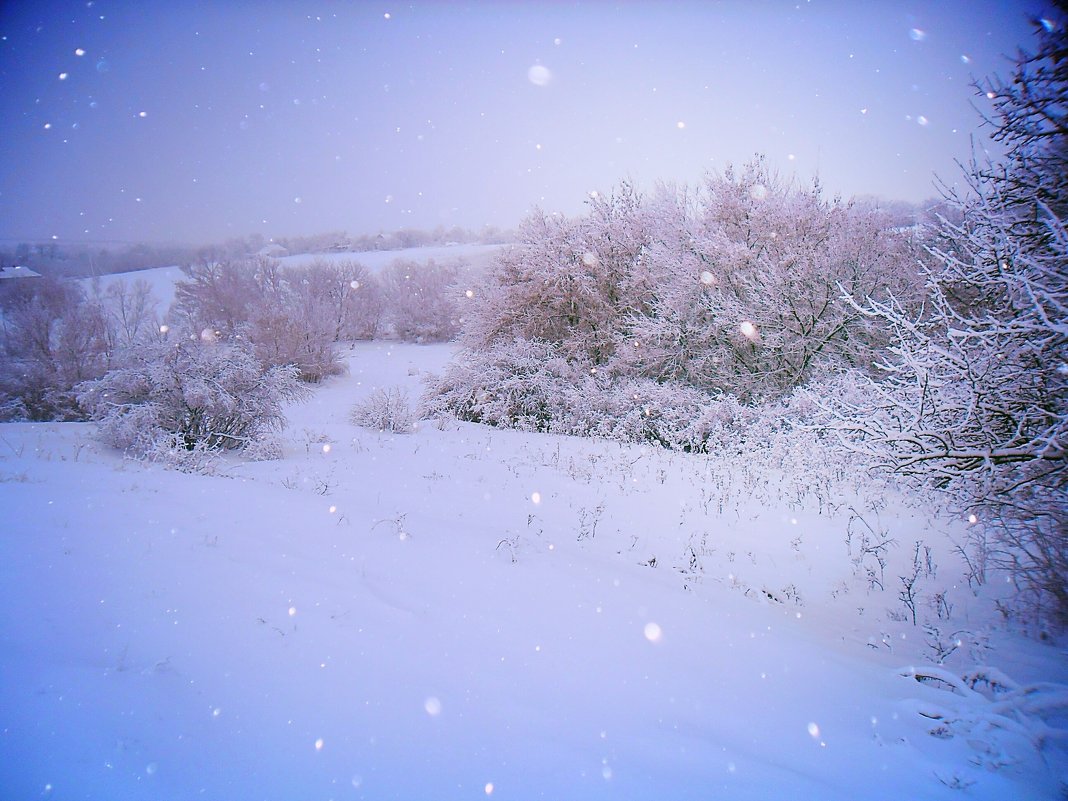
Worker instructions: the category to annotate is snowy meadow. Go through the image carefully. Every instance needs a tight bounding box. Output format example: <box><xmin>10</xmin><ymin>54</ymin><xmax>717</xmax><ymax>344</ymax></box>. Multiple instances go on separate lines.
<box><xmin>1</xmin><ymin>323</ymin><xmax>1065</xmax><ymax>800</ymax></box>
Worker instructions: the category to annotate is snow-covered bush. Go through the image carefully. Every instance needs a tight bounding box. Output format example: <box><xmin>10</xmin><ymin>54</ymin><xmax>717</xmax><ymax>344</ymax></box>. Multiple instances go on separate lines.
<box><xmin>424</xmin><ymin>338</ymin><xmax>762</xmax><ymax>451</ymax></box>
<box><xmin>351</xmin><ymin>386</ymin><xmax>415</xmax><ymax>433</ymax></box>
<box><xmin>423</xmin><ymin>338</ymin><xmax>582</xmax><ymax>433</ymax></box>
<box><xmin>77</xmin><ymin>334</ymin><xmax>305</xmax><ymax>455</ymax></box>
<box><xmin>817</xmin><ymin>11</ymin><xmax>1068</xmax><ymax>624</ymax></box>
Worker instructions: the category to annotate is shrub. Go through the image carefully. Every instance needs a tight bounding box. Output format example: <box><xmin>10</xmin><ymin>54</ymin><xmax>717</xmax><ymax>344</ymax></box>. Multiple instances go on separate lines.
<box><xmin>77</xmin><ymin>334</ymin><xmax>305</xmax><ymax>455</ymax></box>
<box><xmin>351</xmin><ymin>386</ymin><xmax>416</xmax><ymax>433</ymax></box>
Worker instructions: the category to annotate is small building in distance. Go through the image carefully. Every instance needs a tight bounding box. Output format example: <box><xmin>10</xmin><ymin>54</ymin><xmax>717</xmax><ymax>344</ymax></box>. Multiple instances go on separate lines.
<box><xmin>0</xmin><ymin>264</ymin><xmax>42</xmax><ymax>279</ymax></box>
<box><xmin>253</xmin><ymin>243</ymin><xmax>289</xmax><ymax>259</ymax></box>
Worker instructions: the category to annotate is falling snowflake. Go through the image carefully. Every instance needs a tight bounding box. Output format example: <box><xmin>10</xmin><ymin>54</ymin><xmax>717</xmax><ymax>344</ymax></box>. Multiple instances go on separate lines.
<box><xmin>527</xmin><ymin>64</ymin><xmax>552</xmax><ymax>86</ymax></box>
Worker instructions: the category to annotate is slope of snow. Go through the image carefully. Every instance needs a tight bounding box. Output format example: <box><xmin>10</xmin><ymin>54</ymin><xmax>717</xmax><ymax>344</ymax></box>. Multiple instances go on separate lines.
<box><xmin>80</xmin><ymin>266</ymin><xmax>187</xmax><ymax>313</ymax></box>
<box><xmin>1</xmin><ymin>343</ymin><xmax>1064</xmax><ymax>800</ymax></box>
<box><xmin>277</xmin><ymin>243</ymin><xmax>505</xmax><ymax>273</ymax></box>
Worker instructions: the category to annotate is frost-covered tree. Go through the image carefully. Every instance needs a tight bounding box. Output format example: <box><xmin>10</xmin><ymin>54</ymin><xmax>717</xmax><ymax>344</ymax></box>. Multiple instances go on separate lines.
<box><xmin>0</xmin><ymin>278</ymin><xmax>113</xmax><ymax>420</ymax></box>
<box><xmin>624</xmin><ymin>162</ymin><xmax>916</xmax><ymax>400</ymax></box>
<box><xmin>465</xmin><ymin>183</ymin><xmax>655</xmax><ymax>366</ymax></box>
<box><xmin>77</xmin><ymin>333</ymin><xmax>305</xmax><ymax>454</ymax></box>
<box><xmin>172</xmin><ymin>257</ymin><xmax>352</xmax><ymax>381</ymax></box>
<box><xmin>381</xmin><ymin>258</ymin><xmax>463</xmax><ymax>342</ymax></box>
<box><xmin>428</xmin><ymin>164</ymin><xmax>915</xmax><ymax>440</ymax></box>
<box><xmin>819</xmin><ymin>8</ymin><xmax>1067</xmax><ymax>623</ymax></box>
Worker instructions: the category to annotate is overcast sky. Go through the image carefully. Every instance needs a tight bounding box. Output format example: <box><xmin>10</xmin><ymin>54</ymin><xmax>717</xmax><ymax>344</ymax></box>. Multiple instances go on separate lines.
<box><xmin>0</xmin><ymin>0</ymin><xmax>1049</xmax><ymax>247</ymax></box>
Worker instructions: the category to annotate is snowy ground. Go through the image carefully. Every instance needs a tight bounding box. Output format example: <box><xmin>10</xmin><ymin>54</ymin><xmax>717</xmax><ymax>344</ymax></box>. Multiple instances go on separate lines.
<box><xmin>277</xmin><ymin>243</ymin><xmax>505</xmax><ymax>273</ymax></box>
<box><xmin>2</xmin><ymin>342</ymin><xmax>1065</xmax><ymax>800</ymax></box>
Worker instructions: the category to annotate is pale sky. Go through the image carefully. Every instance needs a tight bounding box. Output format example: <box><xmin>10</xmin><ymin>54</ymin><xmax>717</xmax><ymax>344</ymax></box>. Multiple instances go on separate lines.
<box><xmin>0</xmin><ymin>0</ymin><xmax>1048</xmax><ymax>246</ymax></box>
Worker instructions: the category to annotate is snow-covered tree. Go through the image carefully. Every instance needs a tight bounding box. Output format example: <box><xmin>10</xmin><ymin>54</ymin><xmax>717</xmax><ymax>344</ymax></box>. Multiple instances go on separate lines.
<box><xmin>381</xmin><ymin>258</ymin><xmax>462</xmax><ymax>342</ymax></box>
<box><xmin>819</xmin><ymin>8</ymin><xmax>1067</xmax><ymax>622</ymax></box>
<box><xmin>0</xmin><ymin>278</ymin><xmax>112</xmax><ymax>420</ymax></box>
<box><xmin>430</xmin><ymin>164</ymin><xmax>915</xmax><ymax>439</ymax></box>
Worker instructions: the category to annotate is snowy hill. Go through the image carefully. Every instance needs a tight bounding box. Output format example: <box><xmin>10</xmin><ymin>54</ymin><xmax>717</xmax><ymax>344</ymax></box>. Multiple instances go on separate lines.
<box><xmin>278</xmin><ymin>242</ymin><xmax>505</xmax><ymax>273</ymax></box>
<box><xmin>1</xmin><ymin>342</ymin><xmax>1065</xmax><ymax>800</ymax></box>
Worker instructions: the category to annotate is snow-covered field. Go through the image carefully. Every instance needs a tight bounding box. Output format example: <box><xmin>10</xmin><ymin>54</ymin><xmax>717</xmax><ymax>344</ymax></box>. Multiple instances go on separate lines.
<box><xmin>277</xmin><ymin>243</ymin><xmax>505</xmax><ymax>273</ymax></box>
<box><xmin>2</xmin><ymin>341</ymin><xmax>1065</xmax><ymax>800</ymax></box>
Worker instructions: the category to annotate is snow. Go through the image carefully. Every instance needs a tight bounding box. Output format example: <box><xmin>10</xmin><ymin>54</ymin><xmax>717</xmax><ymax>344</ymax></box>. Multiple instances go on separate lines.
<box><xmin>277</xmin><ymin>243</ymin><xmax>505</xmax><ymax>274</ymax></box>
<box><xmin>0</xmin><ymin>264</ymin><xmax>42</xmax><ymax>279</ymax></box>
<box><xmin>80</xmin><ymin>266</ymin><xmax>187</xmax><ymax>312</ymax></box>
<box><xmin>1</xmin><ymin>342</ymin><xmax>1065</xmax><ymax>800</ymax></box>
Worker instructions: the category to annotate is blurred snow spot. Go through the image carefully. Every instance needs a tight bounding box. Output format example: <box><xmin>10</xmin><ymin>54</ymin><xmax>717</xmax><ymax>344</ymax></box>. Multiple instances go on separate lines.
<box><xmin>321</xmin><ymin>443</ymin><xmax>331</xmax><ymax>454</ymax></box>
<box><xmin>739</xmin><ymin>321</ymin><xmax>760</xmax><ymax>342</ymax></box>
<box><xmin>676</xmin><ymin>121</ymin><xmax>686</xmax><ymax>129</ymax></box>
<box><xmin>484</xmin><ymin>782</ymin><xmax>494</xmax><ymax>795</ymax></box>
<box><xmin>582</xmin><ymin>252</ymin><xmax>599</xmax><ymax>267</ymax></box>
<box><xmin>909</xmin><ymin>28</ymin><xmax>926</xmax><ymax>42</ymax></box>
<box><xmin>288</xmin><ymin>606</ymin><xmax>297</xmax><ymax>616</ymax></box>
<box><xmin>424</xmin><ymin>696</ymin><xmax>442</xmax><ymax>716</ymax></box>
<box><xmin>917</xmin><ymin>115</ymin><xmax>928</xmax><ymax>126</ymax></box>
<box><xmin>145</xmin><ymin>763</ymin><xmax>158</xmax><ymax>776</ymax></box>
<box><xmin>531</xmin><ymin>491</ymin><xmax>542</xmax><ymax>505</ymax></box>
<box><xmin>749</xmin><ymin>183</ymin><xmax>768</xmax><ymax>201</ymax></box>
<box><xmin>58</xmin><ymin>72</ymin><xmax>68</xmax><ymax>80</ymax></box>
<box><xmin>699</xmin><ymin>270</ymin><xmax>715</xmax><ymax>285</ymax></box>
<box><xmin>644</xmin><ymin>622</ymin><xmax>662</xmax><ymax>642</ymax></box>
<box><xmin>807</xmin><ymin>722</ymin><xmax>820</xmax><ymax>738</ymax></box>
<box><xmin>527</xmin><ymin>64</ymin><xmax>552</xmax><ymax>86</ymax></box>
<box><xmin>75</xmin><ymin>48</ymin><xmax>85</xmax><ymax>56</ymax></box>
<box><xmin>960</xmin><ymin>54</ymin><xmax>971</xmax><ymax>64</ymax></box>
<box><xmin>314</xmin><ymin>737</ymin><xmax>324</xmax><ymax>751</ymax></box>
